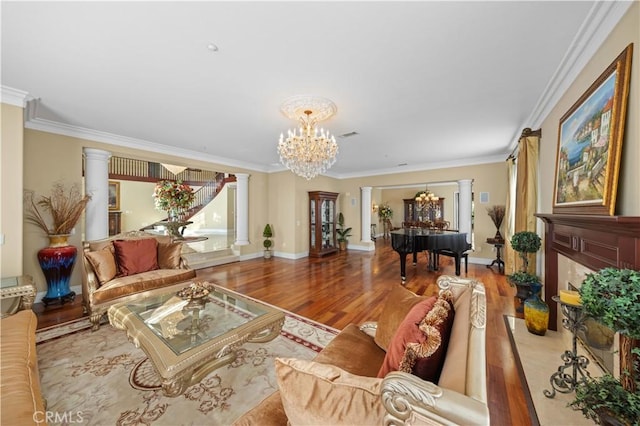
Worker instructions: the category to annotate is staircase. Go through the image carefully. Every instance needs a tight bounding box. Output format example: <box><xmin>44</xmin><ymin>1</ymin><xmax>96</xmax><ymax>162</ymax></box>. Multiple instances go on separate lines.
<box><xmin>181</xmin><ymin>174</ymin><xmax>229</xmax><ymax>221</ymax></box>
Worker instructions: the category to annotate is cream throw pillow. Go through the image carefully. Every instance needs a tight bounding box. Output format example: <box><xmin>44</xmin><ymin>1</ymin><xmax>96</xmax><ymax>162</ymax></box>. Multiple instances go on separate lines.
<box><xmin>275</xmin><ymin>358</ymin><xmax>385</xmax><ymax>426</ymax></box>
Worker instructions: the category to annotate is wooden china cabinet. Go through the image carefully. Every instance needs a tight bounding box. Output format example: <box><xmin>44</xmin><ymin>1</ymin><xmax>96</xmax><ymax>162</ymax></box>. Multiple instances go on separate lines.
<box><xmin>308</xmin><ymin>191</ymin><xmax>338</xmax><ymax>257</ymax></box>
<box><xmin>403</xmin><ymin>198</ymin><xmax>445</xmax><ymax>223</ymax></box>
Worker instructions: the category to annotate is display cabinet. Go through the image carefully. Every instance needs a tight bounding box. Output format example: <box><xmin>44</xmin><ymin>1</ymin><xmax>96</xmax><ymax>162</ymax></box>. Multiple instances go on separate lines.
<box><xmin>309</xmin><ymin>191</ymin><xmax>338</xmax><ymax>257</ymax></box>
<box><xmin>403</xmin><ymin>198</ymin><xmax>445</xmax><ymax>223</ymax></box>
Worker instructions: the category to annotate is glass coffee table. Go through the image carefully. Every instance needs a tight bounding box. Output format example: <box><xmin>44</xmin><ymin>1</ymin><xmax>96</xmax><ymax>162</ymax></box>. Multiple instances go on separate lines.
<box><xmin>108</xmin><ymin>282</ymin><xmax>284</xmax><ymax>397</ymax></box>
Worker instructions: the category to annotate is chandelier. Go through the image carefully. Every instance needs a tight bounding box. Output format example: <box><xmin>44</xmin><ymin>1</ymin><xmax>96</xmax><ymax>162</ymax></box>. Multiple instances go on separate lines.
<box><xmin>415</xmin><ymin>189</ymin><xmax>439</xmax><ymax>220</ymax></box>
<box><xmin>277</xmin><ymin>95</ymin><xmax>338</xmax><ymax>180</ymax></box>
<box><xmin>415</xmin><ymin>190</ymin><xmax>439</xmax><ymax>209</ymax></box>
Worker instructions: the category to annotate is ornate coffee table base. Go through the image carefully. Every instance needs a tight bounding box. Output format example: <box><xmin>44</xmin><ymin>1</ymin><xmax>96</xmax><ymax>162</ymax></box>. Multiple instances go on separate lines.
<box><xmin>158</xmin><ymin>318</ymin><xmax>284</xmax><ymax>397</ymax></box>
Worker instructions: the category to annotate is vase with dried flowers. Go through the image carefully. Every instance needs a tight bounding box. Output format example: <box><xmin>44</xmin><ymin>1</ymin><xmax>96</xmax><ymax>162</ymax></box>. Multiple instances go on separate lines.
<box><xmin>486</xmin><ymin>205</ymin><xmax>505</xmax><ymax>241</ymax></box>
<box><xmin>24</xmin><ymin>183</ymin><xmax>91</xmax><ymax>306</ymax></box>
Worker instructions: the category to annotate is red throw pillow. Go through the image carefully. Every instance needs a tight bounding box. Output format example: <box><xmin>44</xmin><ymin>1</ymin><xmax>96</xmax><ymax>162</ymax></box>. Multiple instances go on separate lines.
<box><xmin>377</xmin><ymin>291</ymin><xmax>455</xmax><ymax>383</ymax></box>
<box><xmin>113</xmin><ymin>239</ymin><xmax>159</xmax><ymax>276</ymax></box>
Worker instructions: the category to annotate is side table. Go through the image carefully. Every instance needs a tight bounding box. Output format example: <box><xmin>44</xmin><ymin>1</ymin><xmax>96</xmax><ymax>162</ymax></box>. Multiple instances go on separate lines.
<box><xmin>544</xmin><ymin>295</ymin><xmax>591</xmax><ymax>398</ymax></box>
<box><xmin>486</xmin><ymin>237</ymin><xmax>505</xmax><ymax>274</ymax></box>
<box><xmin>0</xmin><ymin>275</ymin><xmax>37</xmax><ymax>318</ymax></box>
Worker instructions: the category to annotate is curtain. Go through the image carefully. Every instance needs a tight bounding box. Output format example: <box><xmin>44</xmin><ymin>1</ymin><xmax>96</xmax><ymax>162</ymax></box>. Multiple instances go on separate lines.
<box><xmin>504</xmin><ymin>157</ymin><xmax>517</xmax><ymax>274</ymax></box>
<box><xmin>514</xmin><ymin>128</ymin><xmax>541</xmax><ymax>273</ymax></box>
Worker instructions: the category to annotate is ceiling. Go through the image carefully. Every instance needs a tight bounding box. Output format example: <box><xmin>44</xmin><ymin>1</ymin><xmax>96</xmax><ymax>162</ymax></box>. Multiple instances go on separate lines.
<box><xmin>3</xmin><ymin>1</ymin><xmax>618</xmax><ymax>179</ymax></box>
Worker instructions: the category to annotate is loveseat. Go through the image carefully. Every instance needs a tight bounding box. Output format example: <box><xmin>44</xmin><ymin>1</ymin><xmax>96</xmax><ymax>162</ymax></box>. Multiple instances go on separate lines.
<box><xmin>234</xmin><ymin>275</ymin><xmax>489</xmax><ymax>425</ymax></box>
<box><xmin>82</xmin><ymin>231</ymin><xmax>196</xmax><ymax>330</ymax></box>
<box><xmin>0</xmin><ymin>310</ymin><xmax>47</xmax><ymax>426</ymax></box>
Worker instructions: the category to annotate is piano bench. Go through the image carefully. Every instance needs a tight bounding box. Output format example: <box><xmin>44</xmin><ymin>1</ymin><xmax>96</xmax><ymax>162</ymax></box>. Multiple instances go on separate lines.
<box><xmin>435</xmin><ymin>249</ymin><xmax>469</xmax><ymax>275</ymax></box>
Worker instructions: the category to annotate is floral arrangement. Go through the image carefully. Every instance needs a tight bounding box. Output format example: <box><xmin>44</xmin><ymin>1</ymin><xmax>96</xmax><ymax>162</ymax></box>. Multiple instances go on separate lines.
<box><xmin>378</xmin><ymin>203</ymin><xmax>393</xmax><ymax>220</ymax></box>
<box><xmin>24</xmin><ymin>183</ymin><xmax>91</xmax><ymax>235</ymax></box>
<box><xmin>153</xmin><ymin>180</ymin><xmax>195</xmax><ymax>213</ymax></box>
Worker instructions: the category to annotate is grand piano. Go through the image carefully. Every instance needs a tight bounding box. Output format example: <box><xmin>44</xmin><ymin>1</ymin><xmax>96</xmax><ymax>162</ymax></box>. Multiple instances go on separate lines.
<box><xmin>391</xmin><ymin>228</ymin><xmax>470</xmax><ymax>282</ymax></box>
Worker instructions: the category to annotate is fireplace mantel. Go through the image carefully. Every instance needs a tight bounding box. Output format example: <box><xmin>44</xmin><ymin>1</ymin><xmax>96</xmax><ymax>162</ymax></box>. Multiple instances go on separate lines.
<box><xmin>535</xmin><ymin>213</ymin><xmax>640</xmax><ymax>331</ymax></box>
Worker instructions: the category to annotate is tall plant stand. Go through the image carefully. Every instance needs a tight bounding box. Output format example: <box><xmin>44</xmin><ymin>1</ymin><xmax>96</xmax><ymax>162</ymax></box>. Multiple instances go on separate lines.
<box><xmin>485</xmin><ymin>237</ymin><xmax>505</xmax><ymax>274</ymax></box>
<box><xmin>544</xmin><ymin>296</ymin><xmax>591</xmax><ymax>398</ymax></box>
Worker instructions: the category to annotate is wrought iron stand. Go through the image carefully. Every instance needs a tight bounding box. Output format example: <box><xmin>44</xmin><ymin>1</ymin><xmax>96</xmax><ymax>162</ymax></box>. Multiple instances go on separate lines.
<box><xmin>544</xmin><ymin>296</ymin><xmax>591</xmax><ymax>398</ymax></box>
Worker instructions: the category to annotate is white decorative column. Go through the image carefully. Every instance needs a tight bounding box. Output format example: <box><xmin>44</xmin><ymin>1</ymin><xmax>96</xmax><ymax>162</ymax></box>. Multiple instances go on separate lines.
<box><xmin>83</xmin><ymin>148</ymin><xmax>111</xmax><ymax>241</ymax></box>
<box><xmin>458</xmin><ymin>179</ymin><xmax>473</xmax><ymax>244</ymax></box>
<box><xmin>360</xmin><ymin>187</ymin><xmax>372</xmax><ymax>243</ymax></box>
<box><xmin>235</xmin><ymin>173</ymin><xmax>250</xmax><ymax>246</ymax></box>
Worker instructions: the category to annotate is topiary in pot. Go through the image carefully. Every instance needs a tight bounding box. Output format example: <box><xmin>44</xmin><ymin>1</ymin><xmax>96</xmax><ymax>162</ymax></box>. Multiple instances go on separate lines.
<box><xmin>570</xmin><ymin>268</ymin><xmax>640</xmax><ymax>425</ymax></box>
<box><xmin>510</xmin><ymin>231</ymin><xmax>541</xmax><ymax>273</ymax></box>
<box><xmin>507</xmin><ymin>231</ymin><xmax>542</xmax><ymax>314</ymax></box>
<box><xmin>262</xmin><ymin>224</ymin><xmax>273</xmax><ymax>258</ymax></box>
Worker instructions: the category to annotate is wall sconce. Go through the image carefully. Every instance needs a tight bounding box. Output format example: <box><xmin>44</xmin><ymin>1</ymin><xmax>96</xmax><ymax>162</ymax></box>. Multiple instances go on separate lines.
<box><xmin>372</xmin><ymin>204</ymin><xmax>379</xmax><ymax>213</ymax></box>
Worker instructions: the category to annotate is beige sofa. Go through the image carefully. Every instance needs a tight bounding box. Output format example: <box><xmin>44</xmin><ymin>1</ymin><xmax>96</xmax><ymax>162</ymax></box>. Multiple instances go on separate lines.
<box><xmin>82</xmin><ymin>231</ymin><xmax>196</xmax><ymax>330</ymax></box>
<box><xmin>235</xmin><ymin>275</ymin><xmax>489</xmax><ymax>425</ymax></box>
<box><xmin>0</xmin><ymin>310</ymin><xmax>47</xmax><ymax>426</ymax></box>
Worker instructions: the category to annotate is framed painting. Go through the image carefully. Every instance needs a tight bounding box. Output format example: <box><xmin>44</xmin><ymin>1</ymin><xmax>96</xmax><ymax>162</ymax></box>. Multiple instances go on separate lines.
<box><xmin>108</xmin><ymin>181</ymin><xmax>120</xmax><ymax>211</ymax></box>
<box><xmin>553</xmin><ymin>43</ymin><xmax>633</xmax><ymax>215</ymax></box>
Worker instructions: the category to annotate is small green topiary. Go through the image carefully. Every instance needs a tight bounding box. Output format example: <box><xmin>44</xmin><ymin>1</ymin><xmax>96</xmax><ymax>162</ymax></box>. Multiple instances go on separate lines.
<box><xmin>262</xmin><ymin>224</ymin><xmax>273</xmax><ymax>250</ymax></box>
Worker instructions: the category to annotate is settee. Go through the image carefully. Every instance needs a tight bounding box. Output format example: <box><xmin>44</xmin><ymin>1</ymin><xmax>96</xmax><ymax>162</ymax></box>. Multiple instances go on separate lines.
<box><xmin>235</xmin><ymin>275</ymin><xmax>488</xmax><ymax>425</ymax></box>
<box><xmin>0</xmin><ymin>310</ymin><xmax>47</xmax><ymax>426</ymax></box>
<box><xmin>82</xmin><ymin>231</ymin><xmax>196</xmax><ymax>330</ymax></box>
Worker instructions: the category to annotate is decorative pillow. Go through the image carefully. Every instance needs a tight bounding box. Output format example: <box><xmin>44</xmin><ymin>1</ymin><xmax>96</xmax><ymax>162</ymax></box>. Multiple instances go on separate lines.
<box><xmin>113</xmin><ymin>238</ymin><xmax>159</xmax><ymax>276</ymax></box>
<box><xmin>157</xmin><ymin>241</ymin><xmax>183</xmax><ymax>269</ymax></box>
<box><xmin>275</xmin><ymin>358</ymin><xmax>386</xmax><ymax>426</ymax></box>
<box><xmin>377</xmin><ymin>291</ymin><xmax>455</xmax><ymax>383</ymax></box>
<box><xmin>85</xmin><ymin>247</ymin><xmax>117</xmax><ymax>285</ymax></box>
<box><xmin>374</xmin><ymin>284</ymin><xmax>430</xmax><ymax>351</ymax></box>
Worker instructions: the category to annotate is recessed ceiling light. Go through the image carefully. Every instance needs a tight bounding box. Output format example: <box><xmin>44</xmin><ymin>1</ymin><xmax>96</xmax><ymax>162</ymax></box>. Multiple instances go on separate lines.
<box><xmin>206</xmin><ymin>43</ymin><xmax>219</xmax><ymax>52</ymax></box>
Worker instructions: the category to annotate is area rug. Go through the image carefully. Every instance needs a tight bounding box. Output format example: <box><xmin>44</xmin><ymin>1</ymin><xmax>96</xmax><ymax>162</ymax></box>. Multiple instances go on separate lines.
<box><xmin>37</xmin><ymin>301</ymin><xmax>337</xmax><ymax>426</ymax></box>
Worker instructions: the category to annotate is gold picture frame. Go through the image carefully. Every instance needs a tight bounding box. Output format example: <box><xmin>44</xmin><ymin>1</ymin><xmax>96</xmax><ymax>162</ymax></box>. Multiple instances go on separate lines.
<box><xmin>108</xmin><ymin>181</ymin><xmax>120</xmax><ymax>211</ymax></box>
<box><xmin>552</xmin><ymin>44</ymin><xmax>633</xmax><ymax>215</ymax></box>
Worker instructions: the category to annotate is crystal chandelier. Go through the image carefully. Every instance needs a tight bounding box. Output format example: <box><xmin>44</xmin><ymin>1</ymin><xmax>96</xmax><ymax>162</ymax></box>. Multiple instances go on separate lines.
<box><xmin>277</xmin><ymin>95</ymin><xmax>338</xmax><ymax>180</ymax></box>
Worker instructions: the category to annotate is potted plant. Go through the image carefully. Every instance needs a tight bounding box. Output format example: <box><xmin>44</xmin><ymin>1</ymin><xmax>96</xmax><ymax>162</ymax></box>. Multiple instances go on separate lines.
<box><xmin>336</xmin><ymin>212</ymin><xmax>352</xmax><ymax>251</ymax></box>
<box><xmin>262</xmin><ymin>224</ymin><xmax>273</xmax><ymax>258</ymax></box>
<box><xmin>24</xmin><ymin>183</ymin><xmax>91</xmax><ymax>305</ymax></box>
<box><xmin>507</xmin><ymin>231</ymin><xmax>542</xmax><ymax>311</ymax></box>
<box><xmin>570</xmin><ymin>268</ymin><xmax>640</xmax><ymax>425</ymax></box>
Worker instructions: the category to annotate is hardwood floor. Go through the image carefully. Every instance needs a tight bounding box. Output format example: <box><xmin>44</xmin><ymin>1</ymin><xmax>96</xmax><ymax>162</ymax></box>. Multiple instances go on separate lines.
<box><xmin>34</xmin><ymin>238</ymin><xmax>532</xmax><ymax>425</ymax></box>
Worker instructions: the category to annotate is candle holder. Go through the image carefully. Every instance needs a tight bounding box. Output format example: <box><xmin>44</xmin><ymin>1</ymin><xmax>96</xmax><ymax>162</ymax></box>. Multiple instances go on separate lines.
<box><xmin>544</xmin><ymin>296</ymin><xmax>591</xmax><ymax>398</ymax></box>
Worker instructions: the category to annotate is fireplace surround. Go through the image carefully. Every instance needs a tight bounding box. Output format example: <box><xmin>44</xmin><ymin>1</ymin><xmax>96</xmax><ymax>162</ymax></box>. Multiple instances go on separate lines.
<box><xmin>536</xmin><ymin>213</ymin><xmax>640</xmax><ymax>376</ymax></box>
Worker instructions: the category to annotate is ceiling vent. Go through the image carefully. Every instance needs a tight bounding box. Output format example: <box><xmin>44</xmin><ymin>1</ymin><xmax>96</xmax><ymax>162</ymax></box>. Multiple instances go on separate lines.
<box><xmin>338</xmin><ymin>131</ymin><xmax>359</xmax><ymax>138</ymax></box>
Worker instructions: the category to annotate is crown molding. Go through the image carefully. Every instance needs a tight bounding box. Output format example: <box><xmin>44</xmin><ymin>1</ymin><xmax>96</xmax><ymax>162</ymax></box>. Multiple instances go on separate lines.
<box><xmin>333</xmin><ymin>153</ymin><xmax>507</xmax><ymax>180</ymax></box>
<box><xmin>24</xmin><ymin>116</ymin><xmax>271</xmax><ymax>173</ymax></box>
<box><xmin>508</xmin><ymin>0</ymin><xmax>634</xmax><ymax>154</ymax></box>
<box><xmin>1</xmin><ymin>85</ymin><xmax>32</xmax><ymax>107</ymax></box>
